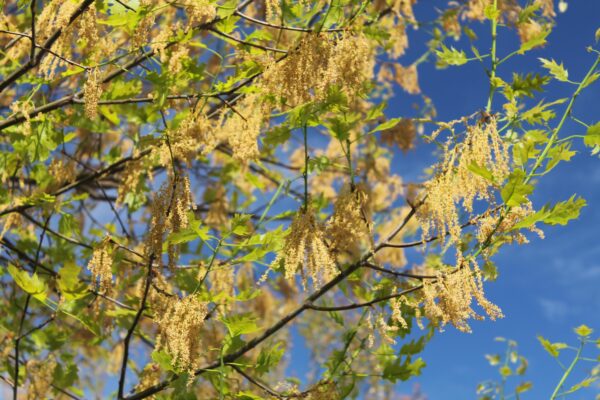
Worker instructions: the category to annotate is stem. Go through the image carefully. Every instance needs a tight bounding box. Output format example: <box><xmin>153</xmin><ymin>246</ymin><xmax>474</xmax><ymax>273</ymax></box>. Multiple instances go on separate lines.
<box><xmin>303</xmin><ymin>124</ymin><xmax>309</xmax><ymax>211</ymax></box>
<box><xmin>549</xmin><ymin>341</ymin><xmax>583</xmax><ymax>400</ymax></box>
<box><xmin>345</xmin><ymin>138</ymin><xmax>354</xmax><ymax>188</ymax></box>
<box><xmin>485</xmin><ymin>0</ymin><xmax>498</xmax><ymax>113</ymax></box>
<box><xmin>525</xmin><ymin>54</ymin><xmax>600</xmax><ymax>184</ymax></box>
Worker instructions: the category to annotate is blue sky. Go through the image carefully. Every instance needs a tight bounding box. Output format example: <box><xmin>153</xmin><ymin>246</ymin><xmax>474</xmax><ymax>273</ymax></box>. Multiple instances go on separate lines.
<box><xmin>388</xmin><ymin>1</ymin><xmax>600</xmax><ymax>398</ymax></box>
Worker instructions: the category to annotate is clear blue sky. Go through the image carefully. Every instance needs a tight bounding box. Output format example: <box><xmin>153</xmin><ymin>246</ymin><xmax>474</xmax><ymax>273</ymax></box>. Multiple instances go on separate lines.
<box><xmin>385</xmin><ymin>1</ymin><xmax>600</xmax><ymax>398</ymax></box>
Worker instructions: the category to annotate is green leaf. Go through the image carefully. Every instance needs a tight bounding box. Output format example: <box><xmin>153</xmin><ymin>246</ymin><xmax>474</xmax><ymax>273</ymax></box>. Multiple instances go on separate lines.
<box><xmin>57</xmin><ymin>263</ymin><xmax>88</xmax><ymax>301</ymax></box>
<box><xmin>537</xmin><ymin>336</ymin><xmax>567</xmax><ymax>357</ymax></box>
<box><xmin>501</xmin><ymin>170</ymin><xmax>533</xmax><ymax>207</ymax></box>
<box><xmin>8</xmin><ymin>264</ymin><xmax>47</xmax><ymax>300</ymax></box>
<box><xmin>511</xmin><ymin>195</ymin><xmax>586</xmax><ymax>230</ymax></box>
<box><xmin>567</xmin><ymin>377</ymin><xmax>597</xmax><ymax>393</ymax></box>
<box><xmin>485</xmin><ymin>354</ymin><xmax>500</xmax><ymax>366</ymax></box>
<box><xmin>436</xmin><ymin>45</ymin><xmax>468</xmax><ymax>67</ymax></box>
<box><xmin>383</xmin><ymin>357</ymin><xmax>426</xmax><ymax>383</ymax></box>
<box><xmin>152</xmin><ymin>350</ymin><xmax>176</xmax><ymax>372</ymax></box>
<box><xmin>467</xmin><ymin>162</ymin><xmax>495</xmax><ymax>184</ymax></box>
<box><xmin>221</xmin><ymin>314</ymin><xmax>261</xmax><ymax>336</ymax></box>
<box><xmin>482</xmin><ymin>261</ymin><xmax>498</xmax><ymax>281</ymax></box>
<box><xmin>516</xmin><ymin>381</ymin><xmax>533</xmax><ymax>393</ymax></box>
<box><xmin>484</xmin><ymin>4</ymin><xmax>500</xmax><ymax>21</ymax></box>
<box><xmin>574</xmin><ymin>324</ymin><xmax>593</xmax><ymax>337</ymax></box>
<box><xmin>539</xmin><ymin>58</ymin><xmax>569</xmax><ymax>82</ymax></box>
<box><xmin>263</xmin><ymin>125</ymin><xmax>291</xmax><ymax>146</ymax></box>
<box><xmin>518</xmin><ymin>28</ymin><xmax>550</xmax><ymax>54</ymax></box>
<box><xmin>255</xmin><ymin>342</ymin><xmax>285</xmax><ymax>375</ymax></box>
<box><xmin>236</xmin><ymin>391</ymin><xmax>265</xmax><ymax>400</ymax></box>
<box><xmin>584</xmin><ymin>122</ymin><xmax>600</xmax><ymax>147</ymax></box>
<box><xmin>369</xmin><ymin>117</ymin><xmax>402</xmax><ymax>134</ymax></box>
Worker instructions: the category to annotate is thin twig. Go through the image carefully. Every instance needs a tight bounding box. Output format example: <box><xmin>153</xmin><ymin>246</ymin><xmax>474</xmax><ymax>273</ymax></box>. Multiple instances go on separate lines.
<box><xmin>13</xmin><ymin>213</ymin><xmax>51</xmax><ymax>400</ymax></box>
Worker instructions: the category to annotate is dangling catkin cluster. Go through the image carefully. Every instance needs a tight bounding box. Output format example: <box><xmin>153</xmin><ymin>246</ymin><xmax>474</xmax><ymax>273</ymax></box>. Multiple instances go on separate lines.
<box><xmin>477</xmin><ymin>202</ymin><xmax>544</xmax><ymax>245</ymax></box>
<box><xmin>26</xmin><ymin>355</ymin><xmax>57</xmax><ymax>400</ymax></box>
<box><xmin>78</xmin><ymin>3</ymin><xmax>98</xmax><ymax>46</ymax></box>
<box><xmin>10</xmin><ymin>100</ymin><xmax>34</xmax><ymax>136</ymax></box>
<box><xmin>87</xmin><ymin>236</ymin><xmax>113</xmax><ymax>292</ymax></box>
<box><xmin>158</xmin><ymin>110</ymin><xmax>215</xmax><ymax>167</ymax></box>
<box><xmin>420</xmin><ymin>261</ymin><xmax>503</xmax><ymax>333</ymax></box>
<box><xmin>417</xmin><ymin>117</ymin><xmax>510</xmax><ymax>244</ymax></box>
<box><xmin>261</xmin><ymin>32</ymin><xmax>374</xmax><ymax>106</ymax></box>
<box><xmin>327</xmin><ymin>187</ymin><xmax>371</xmax><ymax>254</ymax></box>
<box><xmin>215</xmin><ymin>93</ymin><xmax>270</xmax><ymax>162</ymax></box>
<box><xmin>155</xmin><ymin>295</ymin><xmax>208</xmax><ymax>379</ymax></box>
<box><xmin>146</xmin><ymin>174</ymin><xmax>195</xmax><ymax>269</ymax></box>
<box><xmin>380</xmin><ymin>118</ymin><xmax>416</xmax><ymax>152</ymax></box>
<box><xmin>394</xmin><ymin>64</ymin><xmax>421</xmax><ymax>94</ymax></box>
<box><xmin>270</xmin><ymin>207</ymin><xmax>337</xmax><ymax>289</ymax></box>
<box><xmin>182</xmin><ymin>0</ymin><xmax>216</xmax><ymax>26</ymax></box>
<box><xmin>83</xmin><ymin>67</ymin><xmax>102</xmax><ymax>119</ymax></box>
<box><xmin>116</xmin><ymin>157</ymin><xmax>144</xmax><ymax>205</ymax></box>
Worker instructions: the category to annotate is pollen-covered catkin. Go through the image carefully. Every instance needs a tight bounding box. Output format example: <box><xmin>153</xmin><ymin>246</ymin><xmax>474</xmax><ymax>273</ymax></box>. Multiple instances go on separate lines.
<box><xmin>269</xmin><ymin>207</ymin><xmax>337</xmax><ymax>289</ymax></box>
<box><xmin>420</xmin><ymin>261</ymin><xmax>503</xmax><ymax>333</ymax></box>
<box><xmin>216</xmin><ymin>93</ymin><xmax>270</xmax><ymax>162</ymax></box>
<box><xmin>327</xmin><ymin>187</ymin><xmax>371</xmax><ymax>254</ymax></box>
<box><xmin>87</xmin><ymin>236</ymin><xmax>113</xmax><ymax>292</ymax></box>
<box><xmin>146</xmin><ymin>174</ymin><xmax>195</xmax><ymax>269</ymax></box>
<box><xmin>26</xmin><ymin>355</ymin><xmax>57</xmax><ymax>400</ymax></box>
<box><xmin>155</xmin><ymin>295</ymin><xmax>208</xmax><ymax>381</ymax></box>
<box><xmin>83</xmin><ymin>67</ymin><xmax>102</xmax><ymax>119</ymax></box>
<box><xmin>417</xmin><ymin>117</ymin><xmax>510</xmax><ymax>244</ymax></box>
<box><xmin>261</xmin><ymin>32</ymin><xmax>374</xmax><ymax>106</ymax></box>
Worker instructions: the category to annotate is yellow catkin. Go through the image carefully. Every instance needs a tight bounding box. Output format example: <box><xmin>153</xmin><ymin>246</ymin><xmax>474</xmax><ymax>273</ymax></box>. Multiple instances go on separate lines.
<box><xmin>87</xmin><ymin>236</ymin><xmax>113</xmax><ymax>292</ymax></box>
<box><xmin>261</xmin><ymin>32</ymin><xmax>374</xmax><ymax>106</ymax></box>
<box><xmin>26</xmin><ymin>355</ymin><xmax>57</xmax><ymax>400</ymax></box>
<box><xmin>375</xmin><ymin>314</ymin><xmax>398</xmax><ymax>344</ymax></box>
<box><xmin>36</xmin><ymin>0</ymin><xmax>78</xmax><ymax>79</ymax></box>
<box><xmin>463</xmin><ymin>0</ymin><xmax>522</xmax><ymax>23</ymax></box>
<box><xmin>420</xmin><ymin>261</ymin><xmax>503</xmax><ymax>333</ymax></box>
<box><xmin>265</xmin><ymin>0</ymin><xmax>280</xmax><ymax>20</ymax></box>
<box><xmin>83</xmin><ymin>67</ymin><xmax>102</xmax><ymax>119</ymax></box>
<box><xmin>116</xmin><ymin>157</ymin><xmax>143</xmax><ymax>206</ymax></box>
<box><xmin>394</xmin><ymin>64</ymin><xmax>421</xmax><ymax>94</ymax></box>
<box><xmin>48</xmin><ymin>158</ymin><xmax>77</xmax><ymax>187</ymax></box>
<box><xmin>417</xmin><ymin>117</ymin><xmax>509</xmax><ymax>244</ymax></box>
<box><xmin>535</xmin><ymin>0</ymin><xmax>555</xmax><ymax>17</ymax></box>
<box><xmin>10</xmin><ymin>100</ymin><xmax>34</xmax><ymax>136</ymax></box>
<box><xmin>182</xmin><ymin>0</ymin><xmax>216</xmax><ymax>26</ymax></box>
<box><xmin>390</xmin><ymin>296</ymin><xmax>409</xmax><ymax>329</ymax></box>
<box><xmin>477</xmin><ymin>202</ymin><xmax>545</xmax><ymax>245</ymax></box>
<box><xmin>79</xmin><ymin>3</ymin><xmax>98</xmax><ymax>46</ymax></box>
<box><xmin>517</xmin><ymin>19</ymin><xmax>544</xmax><ymax>48</ymax></box>
<box><xmin>158</xmin><ymin>110</ymin><xmax>215</xmax><ymax>168</ymax></box>
<box><xmin>388</xmin><ymin>18</ymin><xmax>409</xmax><ymax>59</ymax></box>
<box><xmin>132</xmin><ymin>0</ymin><xmax>156</xmax><ymax>48</ymax></box>
<box><xmin>380</xmin><ymin>118</ymin><xmax>416</xmax><ymax>152</ymax></box>
<box><xmin>215</xmin><ymin>93</ymin><xmax>270</xmax><ymax>162</ymax></box>
<box><xmin>327</xmin><ymin>187</ymin><xmax>371</xmax><ymax>254</ymax></box>
<box><xmin>155</xmin><ymin>295</ymin><xmax>208</xmax><ymax>380</ymax></box>
<box><xmin>269</xmin><ymin>207</ymin><xmax>337</xmax><ymax>289</ymax></box>
<box><xmin>146</xmin><ymin>174</ymin><xmax>195</xmax><ymax>269</ymax></box>
<box><xmin>0</xmin><ymin>213</ymin><xmax>20</xmax><ymax>242</ymax></box>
